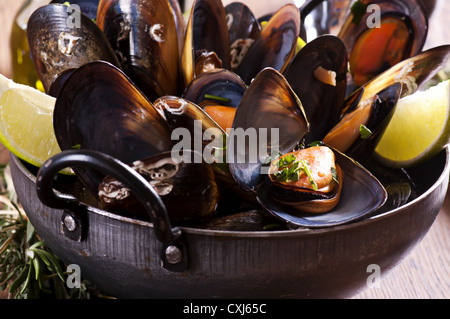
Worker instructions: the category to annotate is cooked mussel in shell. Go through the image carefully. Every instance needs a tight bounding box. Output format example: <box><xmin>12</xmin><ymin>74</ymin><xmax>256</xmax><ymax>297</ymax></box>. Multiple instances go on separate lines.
<box><xmin>99</xmin><ymin>150</ymin><xmax>219</xmax><ymax>221</ymax></box>
<box><xmin>284</xmin><ymin>35</ymin><xmax>348</xmax><ymax>144</ymax></box>
<box><xmin>53</xmin><ymin>61</ymin><xmax>174</xmax><ymax>194</ymax></box>
<box><xmin>97</xmin><ymin>0</ymin><xmax>183</xmax><ymax>102</ymax></box>
<box><xmin>27</xmin><ymin>3</ymin><xmax>120</xmax><ymax>94</ymax></box>
<box><xmin>266</xmin><ymin>146</ymin><xmax>343</xmax><ymax>214</ymax></box>
<box><xmin>338</xmin><ymin>0</ymin><xmax>428</xmax><ymax>86</ymax></box>
<box><xmin>235</xmin><ymin>3</ymin><xmax>301</xmax><ymax>84</ymax></box>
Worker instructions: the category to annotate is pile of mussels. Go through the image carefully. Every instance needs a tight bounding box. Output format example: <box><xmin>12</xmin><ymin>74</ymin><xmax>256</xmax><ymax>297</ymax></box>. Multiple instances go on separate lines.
<box><xmin>27</xmin><ymin>0</ymin><xmax>450</xmax><ymax>230</ymax></box>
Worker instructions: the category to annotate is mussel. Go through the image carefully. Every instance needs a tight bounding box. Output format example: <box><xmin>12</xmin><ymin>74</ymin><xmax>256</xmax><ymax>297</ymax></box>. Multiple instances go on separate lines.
<box><xmin>284</xmin><ymin>35</ymin><xmax>348</xmax><ymax>144</ymax></box>
<box><xmin>225</xmin><ymin>2</ymin><xmax>261</xmax><ymax>72</ymax></box>
<box><xmin>27</xmin><ymin>3</ymin><xmax>120</xmax><ymax>94</ymax></box>
<box><xmin>97</xmin><ymin>0</ymin><xmax>183</xmax><ymax>102</ymax></box>
<box><xmin>337</xmin><ymin>0</ymin><xmax>428</xmax><ymax>87</ymax></box>
<box><xmin>181</xmin><ymin>68</ymin><xmax>247</xmax><ymax>132</ymax></box>
<box><xmin>234</xmin><ymin>3</ymin><xmax>301</xmax><ymax>84</ymax></box>
<box><xmin>53</xmin><ymin>61</ymin><xmax>174</xmax><ymax>195</ymax></box>
<box><xmin>265</xmin><ymin>146</ymin><xmax>343</xmax><ymax>214</ymax></box>
<box><xmin>99</xmin><ymin>150</ymin><xmax>219</xmax><ymax>221</ymax></box>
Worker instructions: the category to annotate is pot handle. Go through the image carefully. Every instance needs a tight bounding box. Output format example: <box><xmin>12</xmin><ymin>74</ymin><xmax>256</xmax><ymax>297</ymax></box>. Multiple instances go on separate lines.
<box><xmin>36</xmin><ymin>149</ymin><xmax>188</xmax><ymax>272</ymax></box>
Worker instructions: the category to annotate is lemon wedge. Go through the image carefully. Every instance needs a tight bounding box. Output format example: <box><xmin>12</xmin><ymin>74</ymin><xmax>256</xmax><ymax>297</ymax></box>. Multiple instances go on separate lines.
<box><xmin>375</xmin><ymin>79</ymin><xmax>450</xmax><ymax>168</ymax></box>
<box><xmin>0</xmin><ymin>73</ymin><xmax>60</xmax><ymax>167</ymax></box>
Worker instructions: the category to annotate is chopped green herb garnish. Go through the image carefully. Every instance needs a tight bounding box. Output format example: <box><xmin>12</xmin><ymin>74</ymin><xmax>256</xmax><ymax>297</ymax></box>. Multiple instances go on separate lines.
<box><xmin>351</xmin><ymin>1</ymin><xmax>368</xmax><ymax>25</ymax></box>
<box><xmin>71</xmin><ymin>144</ymin><xmax>81</xmax><ymax>150</ymax></box>
<box><xmin>359</xmin><ymin>124</ymin><xmax>372</xmax><ymax>139</ymax></box>
<box><xmin>274</xmin><ymin>158</ymin><xmax>318</xmax><ymax>191</ymax></box>
<box><xmin>204</xmin><ymin>94</ymin><xmax>231</xmax><ymax>103</ymax></box>
<box><xmin>331</xmin><ymin>167</ymin><xmax>339</xmax><ymax>185</ymax></box>
<box><xmin>308</xmin><ymin>141</ymin><xmax>323</xmax><ymax>147</ymax></box>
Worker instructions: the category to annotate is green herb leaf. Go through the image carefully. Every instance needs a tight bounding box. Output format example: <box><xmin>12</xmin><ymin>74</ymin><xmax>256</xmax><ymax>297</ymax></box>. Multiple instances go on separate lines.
<box><xmin>308</xmin><ymin>141</ymin><xmax>323</xmax><ymax>147</ymax></box>
<box><xmin>331</xmin><ymin>167</ymin><xmax>339</xmax><ymax>185</ymax></box>
<box><xmin>359</xmin><ymin>124</ymin><xmax>372</xmax><ymax>139</ymax></box>
<box><xmin>299</xmin><ymin>159</ymin><xmax>318</xmax><ymax>191</ymax></box>
<box><xmin>351</xmin><ymin>1</ymin><xmax>368</xmax><ymax>25</ymax></box>
<box><xmin>204</xmin><ymin>94</ymin><xmax>231</xmax><ymax>103</ymax></box>
<box><xmin>275</xmin><ymin>158</ymin><xmax>318</xmax><ymax>191</ymax></box>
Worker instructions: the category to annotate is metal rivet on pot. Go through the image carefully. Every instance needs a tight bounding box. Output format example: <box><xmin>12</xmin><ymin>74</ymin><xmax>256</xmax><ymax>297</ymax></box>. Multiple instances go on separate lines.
<box><xmin>63</xmin><ymin>214</ymin><xmax>77</xmax><ymax>232</ymax></box>
<box><xmin>165</xmin><ymin>245</ymin><xmax>182</xmax><ymax>265</ymax></box>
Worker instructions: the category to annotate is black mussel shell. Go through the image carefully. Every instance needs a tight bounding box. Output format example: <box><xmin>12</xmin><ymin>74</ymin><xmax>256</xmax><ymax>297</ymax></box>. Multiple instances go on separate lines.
<box><xmin>182</xmin><ymin>0</ymin><xmax>231</xmax><ymax>86</ymax></box>
<box><xmin>97</xmin><ymin>0</ymin><xmax>182</xmax><ymax>102</ymax></box>
<box><xmin>27</xmin><ymin>4</ymin><xmax>120</xmax><ymax>94</ymax></box>
<box><xmin>153</xmin><ymin>95</ymin><xmax>227</xmax><ymax>167</ymax></box>
<box><xmin>284</xmin><ymin>35</ymin><xmax>348</xmax><ymax>143</ymax></box>
<box><xmin>53</xmin><ymin>61</ymin><xmax>174</xmax><ymax>194</ymax></box>
<box><xmin>235</xmin><ymin>4</ymin><xmax>301</xmax><ymax>84</ymax></box>
<box><xmin>182</xmin><ymin>68</ymin><xmax>247</xmax><ymax>108</ymax></box>
<box><xmin>98</xmin><ymin>150</ymin><xmax>219</xmax><ymax>221</ymax></box>
<box><xmin>257</xmin><ymin>148</ymin><xmax>387</xmax><ymax>228</ymax></box>
<box><xmin>225</xmin><ymin>2</ymin><xmax>261</xmax><ymax>72</ymax></box>
<box><xmin>227</xmin><ymin>67</ymin><xmax>309</xmax><ymax>191</ymax></box>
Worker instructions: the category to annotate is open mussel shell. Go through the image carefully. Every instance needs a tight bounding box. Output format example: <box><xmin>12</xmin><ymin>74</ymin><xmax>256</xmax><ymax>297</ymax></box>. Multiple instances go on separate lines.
<box><xmin>97</xmin><ymin>0</ymin><xmax>182</xmax><ymax>102</ymax></box>
<box><xmin>224</xmin><ymin>2</ymin><xmax>261</xmax><ymax>72</ymax></box>
<box><xmin>256</xmin><ymin>148</ymin><xmax>387</xmax><ymax>228</ymax></box>
<box><xmin>345</xmin><ymin>83</ymin><xmax>402</xmax><ymax>162</ymax></box>
<box><xmin>98</xmin><ymin>150</ymin><xmax>219</xmax><ymax>221</ymax></box>
<box><xmin>264</xmin><ymin>146</ymin><xmax>344</xmax><ymax>215</ymax></box>
<box><xmin>154</xmin><ymin>95</ymin><xmax>227</xmax><ymax>167</ymax></box>
<box><xmin>182</xmin><ymin>68</ymin><xmax>247</xmax><ymax>108</ymax></box>
<box><xmin>323</xmin><ymin>45</ymin><xmax>450</xmax><ymax>159</ymax></box>
<box><xmin>357</xmin><ymin>45</ymin><xmax>450</xmax><ymax>100</ymax></box>
<box><xmin>324</xmin><ymin>83</ymin><xmax>402</xmax><ymax>163</ymax></box>
<box><xmin>53</xmin><ymin>61</ymin><xmax>174</xmax><ymax>194</ymax></box>
<box><xmin>284</xmin><ymin>35</ymin><xmax>348</xmax><ymax>143</ymax></box>
<box><xmin>235</xmin><ymin>3</ymin><xmax>301</xmax><ymax>84</ymax></box>
<box><xmin>27</xmin><ymin>3</ymin><xmax>120</xmax><ymax>94</ymax></box>
<box><xmin>182</xmin><ymin>0</ymin><xmax>231</xmax><ymax>86</ymax></box>
<box><xmin>338</xmin><ymin>0</ymin><xmax>428</xmax><ymax>87</ymax></box>
<box><xmin>227</xmin><ymin>67</ymin><xmax>308</xmax><ymax>191</ymax></box>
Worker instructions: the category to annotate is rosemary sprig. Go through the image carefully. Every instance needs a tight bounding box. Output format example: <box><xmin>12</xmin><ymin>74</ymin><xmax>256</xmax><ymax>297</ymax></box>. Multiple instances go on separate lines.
<box><xmin>0</xmin><ymin>164</ymin><xmax>97</xmax><ymax>299</ymax></box>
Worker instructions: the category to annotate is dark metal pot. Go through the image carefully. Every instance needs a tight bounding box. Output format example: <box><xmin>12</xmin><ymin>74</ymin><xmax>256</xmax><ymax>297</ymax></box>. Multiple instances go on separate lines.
<box><xmin>10</xmin><ymin>146</ymin><xmax>450</xmax><ymax>299</ymax></box>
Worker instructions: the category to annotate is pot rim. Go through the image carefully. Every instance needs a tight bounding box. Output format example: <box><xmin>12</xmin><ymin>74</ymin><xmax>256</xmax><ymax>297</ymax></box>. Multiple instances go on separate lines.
<box><xmin>10</xmin><ymin>144</ymin><xmax>450</xmax><ymax>239</ymax></box>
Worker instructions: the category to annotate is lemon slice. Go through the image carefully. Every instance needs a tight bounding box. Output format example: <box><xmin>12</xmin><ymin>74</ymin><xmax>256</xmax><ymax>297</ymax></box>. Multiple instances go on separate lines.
<box><xmin>375</xmin><ymin>79</ymin><xmax>450</xmax><ymax>168</ymax></box>
<box><xmin>0</xmin><ymin>73</ymin><xmax>61</xmax><ymax>167</ymax></box>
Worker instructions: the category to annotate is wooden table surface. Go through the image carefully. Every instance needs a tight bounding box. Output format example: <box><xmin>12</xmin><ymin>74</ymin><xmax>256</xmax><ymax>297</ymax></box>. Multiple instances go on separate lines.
<box><xmin>0</xmin><ymin>0</ymin><xmax>448</xmax><ymax>299</ymax></box>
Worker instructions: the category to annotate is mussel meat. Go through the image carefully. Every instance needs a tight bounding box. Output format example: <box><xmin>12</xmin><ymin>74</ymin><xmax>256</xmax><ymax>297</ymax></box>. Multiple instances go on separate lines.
<box><xmin>338</xmin><ymin>0</ymin><xmax>428</xmax><ymax>87</ymax></box>
<box><xmin>265</xmin><ymin>145</ymin><xmax>343</xmax><ymax>214</ymax></box>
